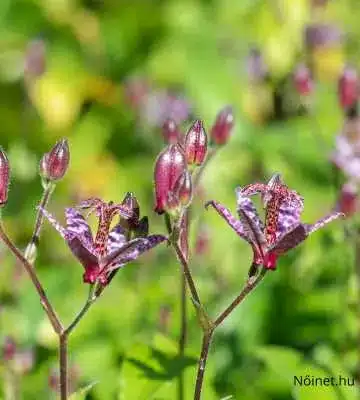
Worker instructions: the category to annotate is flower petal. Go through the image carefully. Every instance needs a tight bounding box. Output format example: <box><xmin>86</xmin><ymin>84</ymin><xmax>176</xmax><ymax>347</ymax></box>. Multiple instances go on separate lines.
<box><xmin>67</xmin><ymin>236</ymin><xmax>99</xmax><ymax>271</ymax></box>
<box><xmin>102</xmin><ymin>235</ymin><xmax>167</xmax><ymax>272</ymax></box>
<box><xmin>65</xmin><ymin>208</ymin><xmax>94</xmax><ymax>252</ymax></box>
<box><xmin>235</xmin><ymin>190</ymin><xmax>266</xmax><ymax>250</ymax></box>
<box><xmin>205</xmin><ymin>200</ymin><xmax>252</xmax><ymax>243</ymax></box>
<box><xmin>107</xmin><ymin>223</ymin><xmax>127</xmax><ymax>254</ymax></box>
<box><xmin>275</xmin><ymin>199</ymin><xmax>304</xmax><ymax>240</ymax></box>
<box><xmin>238</xmin><ymin>183</ymin><xmax>267</xmax><ymax>197</ymax></box>
<box><xmin>305</xmin><ymin>211</ymin><xmax>344</xmax><ymax>235</ymax></box>
<box><xmin>270</xmin><ymin>224</ymin><xmax>307</xmax><ymax>255</ymax></box>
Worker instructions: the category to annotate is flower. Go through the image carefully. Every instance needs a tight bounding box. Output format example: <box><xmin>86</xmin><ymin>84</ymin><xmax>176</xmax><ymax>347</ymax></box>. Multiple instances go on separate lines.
<box><xmin>206</xmin><ymin>174</ymin><xmax>343</xmax><ymax>271</ymax></box>
<box><xmin>40</xmin><ymin>194</ymin><xmax>166</xmax><ymax>285</ymax></box>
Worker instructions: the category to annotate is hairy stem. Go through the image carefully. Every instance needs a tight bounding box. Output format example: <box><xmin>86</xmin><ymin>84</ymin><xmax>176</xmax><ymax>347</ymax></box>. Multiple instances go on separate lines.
<box><xmin>178</xmin><ymin>272</ymin><xmax>187</xmax><ymax>400</ymax></box>
<box><xmin>0</xmin><ymin>223</ymin><xmax>63</xmax><ymax>334</ymax></box>
<box><xmin>193</xmin><ymin>331</ymin><xmax>214</xmax><ymax>400</ymax></box>
<box><xmin>25</xmin><ymin>182</ymin><xmax>55</xmax><ymax>261</ymax></box>
<box><xmin>193</xmin><ymin>268</ymin><xmax>267</xmax><ymax>400</ymax></box>
<box><xmin>59</xmin><ymin>334</ymin><xmax>68</xmax><ymax>400</ymax></box>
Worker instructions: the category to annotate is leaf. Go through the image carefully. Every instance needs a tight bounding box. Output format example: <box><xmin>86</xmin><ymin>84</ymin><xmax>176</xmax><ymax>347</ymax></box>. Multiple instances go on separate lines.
<box><xmin>69</xmin><ymin>381</ymin><xmax>98</xmax><ymax>400</ymax></box>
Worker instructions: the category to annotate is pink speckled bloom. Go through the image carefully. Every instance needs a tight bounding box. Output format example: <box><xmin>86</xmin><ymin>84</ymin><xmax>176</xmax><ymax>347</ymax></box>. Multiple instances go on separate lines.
<box><xmin>207</xmin><ymin>174</ymin><xmax>343</xmax><ymax>271</ymax></box>
<box><xmin>41</xmin><ymin>194</ymin><xmax>166</xmax><ymax>285</ymax></box>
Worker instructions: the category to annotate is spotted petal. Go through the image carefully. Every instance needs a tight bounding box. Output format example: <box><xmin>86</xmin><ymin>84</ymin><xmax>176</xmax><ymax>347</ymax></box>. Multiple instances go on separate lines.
<box><xmin>305</xmin><ymin>211</ymin><xmax>344</xmax><ymax>235</ymax></box>
<box><xmin>102</xmin><ymin>235</ymin><xmax>167</xmax><ymax>272</ymax></box>
<box><xmin>65</xmin><ymin>208</ymin><xmax>94</xmax><ymax>253</ymax></box>
<box><xmin>275</xmin><ymin>199</ymin><xmax>304</xmax><ymax>240</ymax></box>
<box><xmin>235</xmin><ymin>189</ymin><xmax>266</xmax><ymax>250</ymax></box>
<box><xmin>205</xmin><ymin>200</ymin><xmax>251</xmax><ymax>243</ymax></box>
<box><xmin>107</xmin><ymin>223</ymin><xmax>127</xmax><ymax>254</ymax></box>
<box><xmin>270</xmin><ymin>224</ymin><xmax>308</xmax><ymax>255</ymax></box>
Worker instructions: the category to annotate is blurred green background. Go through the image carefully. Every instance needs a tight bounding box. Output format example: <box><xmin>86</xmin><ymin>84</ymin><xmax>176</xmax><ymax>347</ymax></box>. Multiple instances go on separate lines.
<box><xmin>0</xmin><ymin>0</ymin><xmax>359</xmax><ymax>399</ymax></box>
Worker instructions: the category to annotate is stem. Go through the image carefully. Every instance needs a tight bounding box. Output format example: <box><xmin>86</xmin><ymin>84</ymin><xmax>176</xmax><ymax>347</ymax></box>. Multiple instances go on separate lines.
<box><xmin>59</xmin><ymin>334</ymin><xmax>68</xmax><ymax>400</ymax></box>
<box><xmin>178</xmin><ymin>273</ymin><xmax>187</xmax><ymax>400</ymax></box>
<box><xmin>59</xmin><ymin>285</ymin><xmax>97</xmax><ymax>399</ymax></box>
<box><xmin>0</xmin><ymin>223</ymin><xmax>63</xmax><ymax>334</ymax></box>
<box><xmin>172</xmin><ymin>241</ymin><xmax>201</xmax><ymax>306</ymax></box>
<box><xmin>25</xmin><ymin>182</ymin><xmax>55</xmax><ymax>261</ymax></box>
<box><xmin>193</xmin><ymin>330</ymin><xmax>214</xmax><ymax>400</ymax></box>
<box><xmin>214</xmin><ymin>268</ymin><xmax>267</xmax><ymax>328</ymax></box>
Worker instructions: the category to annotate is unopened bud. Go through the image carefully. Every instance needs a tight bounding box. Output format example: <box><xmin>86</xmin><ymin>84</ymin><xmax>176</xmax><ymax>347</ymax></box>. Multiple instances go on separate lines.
<box><xmin>338</xmin><ymin>66</ymin><xmax>358</xmax><ymax>110</ymax></box>
<box><xmin>336</xmin><ymin>182</ymin><xmax>358</xmax><ymax>217</ymax></box>
<box><xmin>173</xmin><ymin>170</ymin><xmax>192</xmax><ymax>208</ymax></box>
<box><xmin>154</xmin><ymin>144</ymin><xmax>186</xmax><ymax>214</ymax></box>
<box><xmin>184</xmin><ymin>120</ymin><xmax>207</xmax><ymax>166</ymax></box>
<box><xmin>24</xmin><ymin>242</ymin><xmax>37</xmax><ymax>264</ymax></box>
<box><xmin>24</xmin><ymin>38</ymin><xmax>46</xmax><ymax>83</ymax></box>
<box><xmin>210</xmin><ymin>106</ymin><xmax>234</xmax><ymax>146</ymax></box>
<box><xmin>294</xmin><ymin>64</ymin><xmax>313</xmax><ymax>96</ymax></box>
<box><xmin>2</xmin><ymin>337</ymin><xmax>16</xmax><ymax>361</ymax></box>
<box><xmin>162</xmin><ymin>119</ymin><xmax>180</xmax><ymax>144</ymax></box>
<box><xmin>0</xmin><ymin>148</ymin><xmax>10</xmax><ymax>207</ymax></box>
<box><xmin>40</xmin><ymin>139</ymin><xmax>70</xmax><ymax>181</ymax></box>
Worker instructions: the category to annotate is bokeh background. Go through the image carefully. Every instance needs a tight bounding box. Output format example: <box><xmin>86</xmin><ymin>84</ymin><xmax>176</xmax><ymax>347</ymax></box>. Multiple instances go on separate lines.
<box><xmin>0</xmin><ymin>0</ymin><xmax>359</xmax><ymax>399</ymax></box>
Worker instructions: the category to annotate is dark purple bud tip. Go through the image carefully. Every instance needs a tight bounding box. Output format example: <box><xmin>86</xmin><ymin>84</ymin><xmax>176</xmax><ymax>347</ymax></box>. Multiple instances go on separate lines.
<box><xmin>0</xmin><ymin>148</ymin><xmax>10</xmax><ymax>207</ymax></box>
<box><xmin>210</xmin><ymin>106</ymin><xmax>234</xmax><ymax>146</ymax></box>
<box><xmin>184</xmin><ymin>120</ymin><xmax>208</xmax><ymax>166</ymax></box>
<box><xmin>153</xmin><ymin>144</ymin><xmax>186</xmax><ymax>214</ymax></box>
<box><xmin>294</xmin><ymin>64</ymin><xmax>313</xmax><ymax>96</ymax></box>
<box><xmin>40</xmin><ymin>138</ymin><xmax>70</xmax><ymax>181</ymax></box>
<box><xmin>173</xmin><ymin>170</ymin><xmax>193</xmax><ymax>207</ymax></box>
<box><xmin>338</xmin><ymin>66</ymin><xmax>359</xmax><ymax>110</ymax></box>
<box><xmin>162</xmin><ymin>118</ymin><xmax>180</xmax><ymax>144</ymax></box>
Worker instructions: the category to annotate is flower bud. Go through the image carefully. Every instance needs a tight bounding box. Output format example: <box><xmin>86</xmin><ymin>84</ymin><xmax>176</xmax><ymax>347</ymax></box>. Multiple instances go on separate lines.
<box><xmin>210</xmin><ymin>106</ymin><xmax>234</xmax><ymax>146</ymax></box>
<box><xmin>336</xmin><ymin>182</ymin><xmax>357</xmax><ymax>217</ymax></box>
<box><xmin>0</xmin><ymin>148</ymin><xmax>10</xmax><ymax>207</ymax></box>
<box><xmin>294</xmin><ymin>64</ymin><xmax>313</xmax><ymax>96</ymax></box>
<box><xmin>2</xmin><ymin>337</ymin><xmax>16</xmax><ymax>361</ymax></box>
<box><xmin>184</xmin><ymin>120</ymin><xmax>207</xmax><ymax>166</ymax></box>
<box><xmin>338</xmin><ymin>66</ymin><xmax>358</xmax><ymax>110</ymax></box>
<box><xmin>40</xmin><ymin>139</ymin><xmax>70</xmax><ymax>181</ymax></box>
<box><xmin>162</xmin><ymin>118</ymin><xmax>180</xmax><ymax>144</ymax></box>
<box><xmin>154</xmin><ymin>144</ymin><xmax>186</xmax><ymax>214</ymax></box>
<box><xmin>173</xmin><ymin>170</ymin><xmax>193</xmax><ymax>208</ymax></box>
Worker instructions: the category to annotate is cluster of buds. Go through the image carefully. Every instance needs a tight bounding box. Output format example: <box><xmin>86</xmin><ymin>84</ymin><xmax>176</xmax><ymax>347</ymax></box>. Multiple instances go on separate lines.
<box><xmin>39</xmin><ymin>138</ymin><xmax>70</xmax><ymax>183</ymax></box>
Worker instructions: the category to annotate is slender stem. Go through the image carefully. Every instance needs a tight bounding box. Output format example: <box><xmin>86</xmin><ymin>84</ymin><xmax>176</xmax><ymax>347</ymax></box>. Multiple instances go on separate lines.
<box><xmin>0</xmin><ymin>223</ymin><xmax>63</xmax><ymax>334</ymax></box>
<box><xmin>65</xmin><ymin>284</ymin><xmax>97</xmax><ymax>336</ymax></box>
<box><xmin>25</xmin><ymin>182</ymin><xmax>55</xmax><ymax>260</ymax></box>
<box><xmin>193</xmin><ymin>330</ymin><xmax>214</xmax><ymax>400</ymax></box>
<box><xmin>355</xmin><ymin>228</ymin><xmax>360</xmax><ymax>383</ymax></box>
<box><xmin>59</xmin><ymin>334</ymin><xmax>68</xmax><ymax>400</ymax></box>
<box><xmin>214</xmin><ymin>268</ymin><xmax>267</xmax><ymax>328</ymax></box>
<box><xmin>178</xmin><ymin>272</ymin><xmax>187</xmax><ymax>400</ymax></box>
<box><xmin>172</xmin><ymin>241</ymin><xmax>201</xmax><ymax>306</ymax></box>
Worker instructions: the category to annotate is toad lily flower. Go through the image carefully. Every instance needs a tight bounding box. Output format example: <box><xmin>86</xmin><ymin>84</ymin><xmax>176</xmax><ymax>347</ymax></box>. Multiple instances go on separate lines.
<box><xmin>40</xmin><ymin>194</ymin><xmax>166</xmax><ymax>285</ymax></box>
<box><xmin>206</xmin><ymin>174</ymin><xmax>343</xmax><ymax>271</ymax></box>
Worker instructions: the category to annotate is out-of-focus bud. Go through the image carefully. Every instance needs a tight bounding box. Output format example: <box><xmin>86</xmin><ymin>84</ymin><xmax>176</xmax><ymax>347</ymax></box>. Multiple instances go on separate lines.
<box><xmin>338</xmin><ymin>66</ymin><xmax>359</xmax><ymax>110</ymax></box>
<box><xmin>0</xmin><ymin>148</ymin><xmax>10</xmax><ymax>207</ymax></box>
<box><xmin>135</xmin><ymin>216</ymin><xmax>149</xmax><ymax>238</ymax></box>
<box><xmin>336</xmin><ymin>182</ymin><xmax>358</xmax><ymax>217</ymax></box>
<box><xmin>40</xmin><ymin>139</ymin><xmax>70</xmax><ymax>182</ymax></box>
<box><xmin>184</xmin><ymin>120</ymin><xmax>207</xmax><ymax>166</ymax></box>
<box><xmin>24</xmin><ymin>38</ymin><xmax>46</xmax><ymax>85</ymax></box>
<box><xmin>154</xmin><ymin>144</ymin><xmax>186</xmax><ymax>214</ymax></box>
<box><xmin>294</xmin><ymin>64</ymin><xmax>313</xmax><ymax>96</ymax></box>
<box><xmin>162</xmin><ymin>118</ymin><xmax>180</xmax><ymax>144</ymax></box>
<box><xmin>210</xmin><ymin>106</ymin><xmax>234</xmax><ymax>146</ymax></box>
<box><xmin>2</xmin><ymin>337</ymin><xmax>16</xmax><ymax>361</ymax></box>
<box><xmin>13</xmin><ymin>349</ymin><xmax>34</xmax><ymax>374</ymax></box>
<box><xmin>173</xmin><ymin>170</ymin><xmax>193</xmax><ymax>207</ymax></box>
<box><xmin>247</xmin><ymin>48</ymin><xmax>268</xmax><ymax>83</ymax></box>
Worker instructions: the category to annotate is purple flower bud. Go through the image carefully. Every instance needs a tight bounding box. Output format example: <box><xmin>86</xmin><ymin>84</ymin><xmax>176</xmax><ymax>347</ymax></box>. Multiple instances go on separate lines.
<box><xmin>184</xmin><ymin>120</ymin><xmax>208</xmax><ymax>166</ymax></box>
<box><xmin>294</xmin><ymin>64</ymin><xmax>313</xmax><ymax>96</ymax></box>
<box><xmin>154</xmin><ymin>144</ymin><xmax>186</xmax><ymax>214</ymax></box>
<box><xmin>173</xmin><ymin>170</ymin><xmax>193</xmax><ymax>207</ymax></box>
<box><xmin>2</xmin><ymin>337</ymin><xmax>16</xmax><ymax>361</ymax></box>
<box><xmin>24</xmin><ymin>39</ymin><xmax>46</xmax><ymax>82</ymax></box>
<box><xmin>336</xmin><ymin>182</ymin><xmax>357</xmax><ymax>217</ymax></box>
<box><xmin>40</xmin><ymin>139</ymin><xmax>70</xmax><ymax>181</ymax></box>
<box><xmin>0</xmin><ymin>148</ymin><xmax>10</xmax><ymax>207</ymax></box>
<box><xmin>162</xmin><ymin>118</ymin><xmax>180</xmax><ymax>144</ymax></box>
<box><xmin>210</xmin><ymin>106</ymin><xmax>234</xmax><ymax>146</ymax></box>
<box><xmin>338</xmin><ymin>66</ymin><xmax>359</xmax><ymax>110</ymax></box>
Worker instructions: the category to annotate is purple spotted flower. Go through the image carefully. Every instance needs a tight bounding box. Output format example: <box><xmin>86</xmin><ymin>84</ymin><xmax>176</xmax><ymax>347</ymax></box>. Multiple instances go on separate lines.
<box><xmin>206</xmin><ymin>174</ymin><xmax>343</xmax><ymax>271</ymax></box>
<box><xmin>40</xmin><ymin>194</ymin><xmax>166</xmax><ymax>285</ymax></box>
